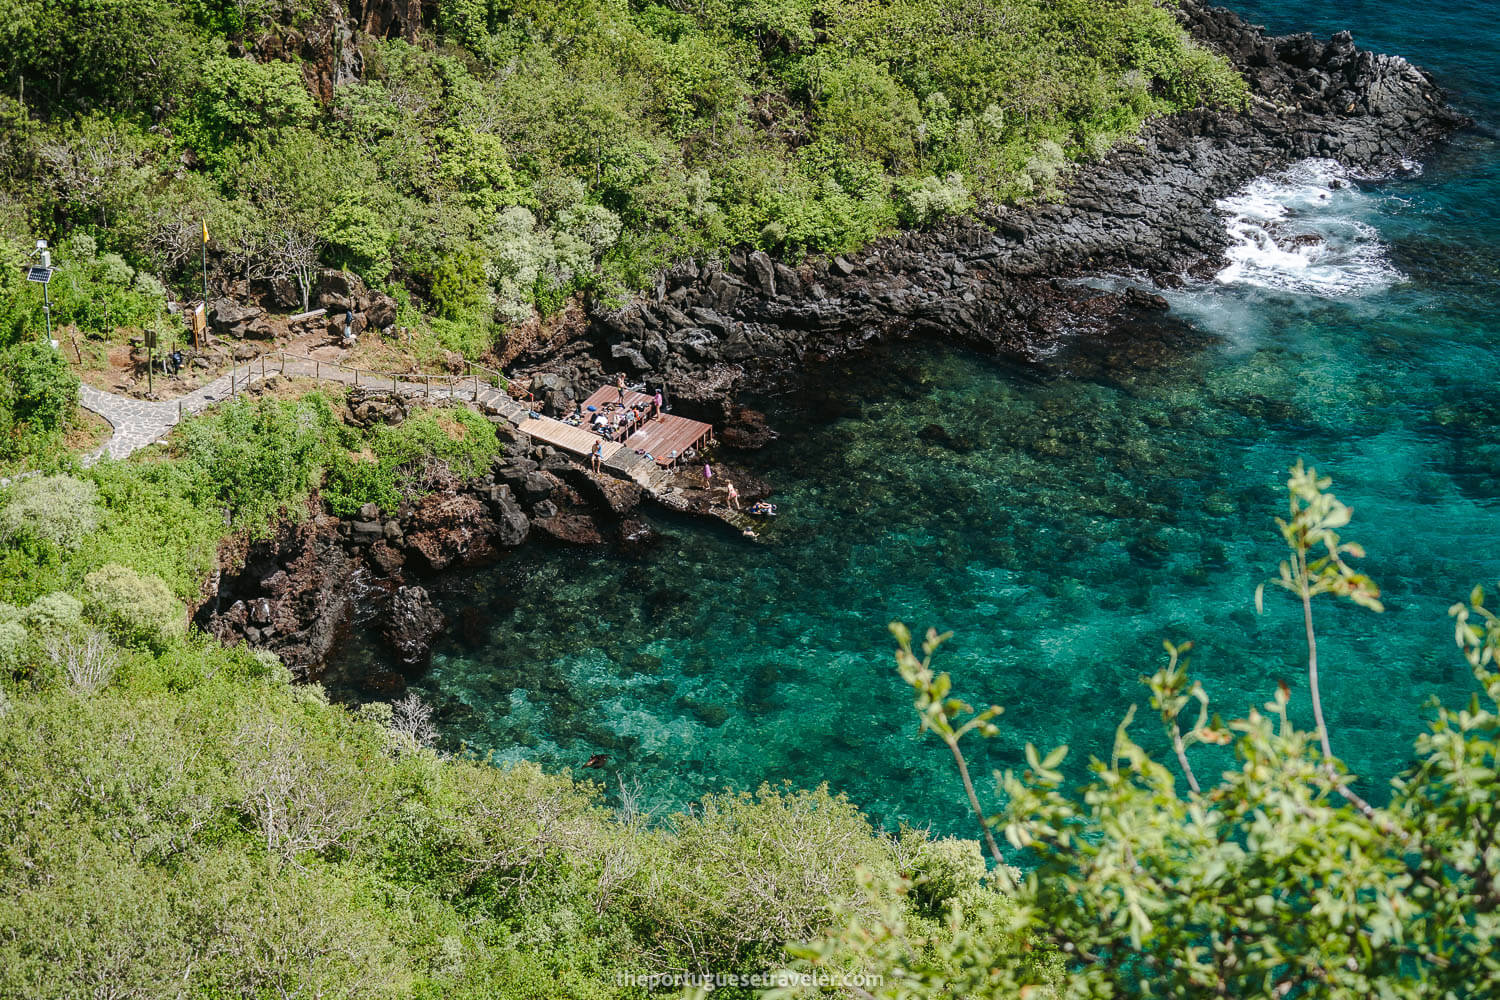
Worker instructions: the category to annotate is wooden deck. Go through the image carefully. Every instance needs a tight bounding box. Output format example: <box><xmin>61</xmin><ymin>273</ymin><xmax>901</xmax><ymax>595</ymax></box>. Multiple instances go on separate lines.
<box><xmin>516</xmin><ymin>416</ymin><xmax>624</xmax><ymax>462</ymax></box>
<box><xmin>580</xmin><ymin>385</ymin><xmax>714</xmax><ymax>466</ymax></box>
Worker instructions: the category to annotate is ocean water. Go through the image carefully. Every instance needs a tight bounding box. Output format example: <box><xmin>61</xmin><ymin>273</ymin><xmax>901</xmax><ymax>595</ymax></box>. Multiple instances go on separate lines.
<box><xmin>338</xmin><ymin>1</ymin><xmax>1500</xmax><ymax>837</ymax></box>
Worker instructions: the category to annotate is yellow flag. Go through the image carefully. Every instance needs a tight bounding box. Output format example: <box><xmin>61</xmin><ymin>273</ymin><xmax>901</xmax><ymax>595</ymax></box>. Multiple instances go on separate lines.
<box><xmin>202</xmin><ymin>220</ymin><xmax>209</xmax><ymax>244</ymax></box>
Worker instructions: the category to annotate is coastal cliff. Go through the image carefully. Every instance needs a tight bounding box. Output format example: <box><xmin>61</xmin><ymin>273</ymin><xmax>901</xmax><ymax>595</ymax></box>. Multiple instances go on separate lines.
<box><xmin>200</xmin><ymin>1</ymin><xmax>1469</xmax><ymax>681</ymax></box>
<box><xmin>516</xmin><ymin>1</ymin><xmax>1467</xmax><ymax>423</ymax></box>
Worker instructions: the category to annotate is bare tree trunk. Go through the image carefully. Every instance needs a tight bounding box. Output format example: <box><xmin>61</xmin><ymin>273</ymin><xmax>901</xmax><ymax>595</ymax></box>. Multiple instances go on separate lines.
<box><xmin>1300</xmin><ymin>554</ymin><xmax>1333</xmax><ymax>762</ymax></box>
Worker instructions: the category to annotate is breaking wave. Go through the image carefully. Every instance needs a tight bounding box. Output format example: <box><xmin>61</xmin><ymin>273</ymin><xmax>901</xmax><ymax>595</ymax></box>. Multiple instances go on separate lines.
<box><xmin>1214</xmin><ymin>158</ymin><xmax>1405</xmax><ymax>296</ymax></box>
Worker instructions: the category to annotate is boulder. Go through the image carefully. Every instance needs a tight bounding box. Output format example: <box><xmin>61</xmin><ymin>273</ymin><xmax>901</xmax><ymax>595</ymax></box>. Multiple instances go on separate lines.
<box><xmin>618</xmin><ymin>518</ymin><xmax>662</xmax><ymax>556</ymax></box>
<box><xmin>208</xmin><ymin>298</ymin><xmax>269</xmax><ymax>339</ymax></box>
<box><xmin>533</xmin><ymin>513</ymin><xmax>605</xmax><ymax>545</ymax></box>
<box><xmin>747</xmin><ymin>250</ymin><xmax>777</xmax><ymax>296</ymax></box>
<box><xmin>401</xmin><ymin>492</ymin><xmax>504</xmax><ymax>571</ymax></box>
<box><xmin>382</xmin><ymin>585</ymin><xmax>446</xmax><ymax>671</ymax></box>
<box><xmin>489</xmin><ymin>484</ymin><xmax>531</xmax><ymax>547</ymax></box>
<box><xmin>365</xmin><ymin>292</ymin><xmax>398</xmax><ymax>330</ymax></box>
<box><xmin>348</xmin><ymin>388</ymin><xmax>409</xmax><ymax>427</ymax></box>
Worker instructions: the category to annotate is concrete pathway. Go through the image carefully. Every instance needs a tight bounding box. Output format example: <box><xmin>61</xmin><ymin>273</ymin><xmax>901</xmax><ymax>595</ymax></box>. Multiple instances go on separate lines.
<box><xmin>78</xmin><ymin>358</ymin><xmax>501</xmax><ymax>464</ymax></box>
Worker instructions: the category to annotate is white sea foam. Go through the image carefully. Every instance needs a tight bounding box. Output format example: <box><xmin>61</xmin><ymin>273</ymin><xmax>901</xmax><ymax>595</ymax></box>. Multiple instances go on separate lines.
<box><xmin>1214</xmin><ymin>158</ymin><xmax>1403</xmax><ymax>296</ymax></box>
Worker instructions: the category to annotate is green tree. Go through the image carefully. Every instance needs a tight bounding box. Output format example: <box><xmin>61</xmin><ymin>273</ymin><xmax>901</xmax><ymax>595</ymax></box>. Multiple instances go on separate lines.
<box><xmin>322</xmin><ymin>196</ymin><xmax>395</xmax><ymax>285</ymax></box>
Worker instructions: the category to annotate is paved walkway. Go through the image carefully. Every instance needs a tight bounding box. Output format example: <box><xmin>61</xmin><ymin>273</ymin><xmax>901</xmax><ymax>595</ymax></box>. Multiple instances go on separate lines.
<box><xmin>78</xmin><ymin>358</ymin><xmax>498</xmax><ymax>464</ymax></box>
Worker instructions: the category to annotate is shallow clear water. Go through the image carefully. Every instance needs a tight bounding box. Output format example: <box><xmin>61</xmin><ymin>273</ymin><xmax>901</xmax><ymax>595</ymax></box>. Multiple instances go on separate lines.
<box><xmin>345</xmin><ymin>1</ymin><xmax>1500</xmax><ymax>837</ymax></box>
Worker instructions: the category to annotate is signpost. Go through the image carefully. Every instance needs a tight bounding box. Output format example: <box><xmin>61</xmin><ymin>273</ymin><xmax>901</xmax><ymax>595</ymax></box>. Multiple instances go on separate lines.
<box><xmin>191</xmin><ymin>303</ymin><xmax>206</xmax><ymax>350</ymax></box>
<box><xmin>145</xmin><ymin>328</ymin><xmax>157</xmax><ymax>395</ymax></box>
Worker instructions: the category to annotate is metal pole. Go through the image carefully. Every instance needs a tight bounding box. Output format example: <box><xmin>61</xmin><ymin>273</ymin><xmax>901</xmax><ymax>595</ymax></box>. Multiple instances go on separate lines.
<box><xmin>42</xmin><ymin>280</ymin><xmax>51</xmax><ymax>340</ymax></box>
<box><xmin>425</xmin><ymin>375</ymin><xmax>430</xmax><ymax>398</ymax></box>
<box><xmin>315</xmin><ymin>360</ymin><xmax>320</xmax><ymax>380</ymax></box>
<box><xmin>201</xmin><ymin>227</ymin><xmax>209</xmax><ymax>303</ymax></box>
<box><xmin>354</xmin><ymin>368</ymin><xmax>359</xmax><ymax>387</ymax></box>
<box><xmin>473</xmin><ymin>372</ymin><xmax>479</xmax><ymax>401</ymax></box>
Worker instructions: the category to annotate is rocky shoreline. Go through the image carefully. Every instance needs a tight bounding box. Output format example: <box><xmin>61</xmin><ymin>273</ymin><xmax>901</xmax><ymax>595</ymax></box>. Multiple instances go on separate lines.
<box><xmin>512</xmin><ymin>1</ymin><xmax>1468</xmax><ymax>424</ymax></box>
<box><xmin>199</xmin><ymin>1</ymin><xmax>1469</xmax><ymax>687</ymax></box>
<box><xmin>196</xmin><ymin>390</ymin><xmax>771</xmax><ymax>687</ymax></box>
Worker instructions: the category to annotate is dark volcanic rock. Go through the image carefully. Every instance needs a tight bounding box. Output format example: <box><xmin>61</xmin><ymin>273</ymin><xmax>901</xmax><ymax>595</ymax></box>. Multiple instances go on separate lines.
<box><xmin>534</xmin><ymin>513</ymin><xmax>606</xmax><ymax>545</ymax></box>
<box><xmin>208</xmin><ymin>297</ymin><xmax>270</xmax><ymax>339</ymax></box>
<box><xmin>719</xmin><ymin>406</ymin><xmax>776</xmax><ymax>450</ymax></box>
<box><xmin>577</xmin><ymin>1</ymin><xmax>1468</xmax><ymax>411</ymax></box>
<box><xmin>618</xmin><ymin>518</ymin><xmax>663</xmax><ymax>556</ymax></box>
<box><xmin>382</xmin><ymin>585</ymin><xmax>446</xmax><ymax>671</ymax></box>
<box><xmin>197</xmin><ymin>515</ymin><xmax>356</xmax><ymax>676</ymax></box>
<box><xmin>557</xmin><ymin>466</ymin><xmax>643</xmax><ymax>517</ymax></box>
<box><xmin>402</xmin><ymin>493</ymin><xmax>503</xmax><ymax>571</ymax></box>
<box><xmin>486</xmin><ymin>484</ymin><xmax>531</xmax><ymax>547</ymax></box>
<box><xmin>348</xmin><ymin>387</ymin><xmax>409</xmax><ymax>427</ymax></box>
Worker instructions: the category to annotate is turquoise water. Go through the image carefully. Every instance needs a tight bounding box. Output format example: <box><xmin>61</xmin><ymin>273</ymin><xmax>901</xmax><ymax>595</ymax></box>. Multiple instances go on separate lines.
<box><xmin>377</xmin><ymin>2</ymin><xmax>1500</xmax><ymax>835</ymax></box>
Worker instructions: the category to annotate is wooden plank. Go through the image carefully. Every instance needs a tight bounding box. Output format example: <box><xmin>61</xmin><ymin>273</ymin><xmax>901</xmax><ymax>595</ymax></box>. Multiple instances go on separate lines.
<box><xmin>581</xmin><ymin>386</ymin><xmax>655</xmax><ymax>412</ymax></box>
<box><xmin>517</xmin><ymin>416</ymin><xmax>623</xmax><ymax>460</ymax></box>
<box><xmin>572</xmin><ymin>383</ymin><xmax>714</xmax><ymax>466</ymax></box>
<box><xmin>623</xmin><ymin>415</ymin><xmax>711</xmax><ymax>466</ymax></box>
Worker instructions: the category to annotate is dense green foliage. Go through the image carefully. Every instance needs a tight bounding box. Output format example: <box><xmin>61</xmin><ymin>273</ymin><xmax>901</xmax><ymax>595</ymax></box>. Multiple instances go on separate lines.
<box><xmin>0</xmin><ymin>390</ymin><xmax>499</xmax><ymax>604</ymax></box>
<box><xmin>0</xmin><ymin>631</ymin><xmax>1004</xmax><ymax>998</ymax></box>
<box><xmin>0</xmin><ymin>0</ymin><xmax>1245</xmax><ymax>365</ymax></box>
<box><xmin>5</xmin><ymin>402</ymin><xmax>1500</xmax><ymax>999</ymax></box>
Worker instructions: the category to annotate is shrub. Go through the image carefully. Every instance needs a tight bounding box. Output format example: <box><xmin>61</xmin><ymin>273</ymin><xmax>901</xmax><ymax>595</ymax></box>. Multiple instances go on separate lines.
<box><xmin>0</xmin><ymin>475</ymin><xmax>103</xmax><ymax>552</ymax></box>
<box><xmin>83</xmin><ymin>564</ymin><xmax>185</xmax><ymax>650</ymax></box>
<box><xmin>5</xmin><ymin>342</ymin><xmax>80</xmax><ymax>434</ymax></box>
<box><xmin>902</xmin><ymin>833</ymin><xmax>987</xmax><ymax>917</ymax></box>
<box><xmin>23</xmin><ymin>592</ymin><xmax>84</xmax><ymax>634</ymax></box>
<box><xmin>624</xmin><ymin>783</ymin><xmax>894</xmax><ymax>971</ymax></box>
<box><xmin>0</xmin><ymin>620</ymin><xmax>24</xmax><ymax>670</ymax></box>
<box><xmin>170</xmin><ymin>395</ymin><xmax>339</xmax><ymax>531</ymax></box>
<box><xmin>324</xmin><ymin>406</ymin><xmax>501</xmax><ymax>516</ymax></box>
<box><xmin>894</xmin><ymin>173</ymin><xmax>973</xmax><ymax>226</ymax></box>
<box><xmin>45</xmin><ymin>629</ymin><xmax>117</xmax><ymax>694</ymax></box>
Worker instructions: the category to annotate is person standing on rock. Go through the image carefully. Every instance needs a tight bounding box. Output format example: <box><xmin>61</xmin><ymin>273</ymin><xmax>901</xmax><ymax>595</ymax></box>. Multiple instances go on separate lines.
<box><xmin>726</xmin><ymin>481</ymin><xmax>740</xmax><ymax>510</ymax></box>
<box><xmin>591</xmin><ymin>439</ymin><xmax>603</xmax><ymax>474</ymax></box>
<box><xmin>703</xmin><ymin>462</ymin><xmax>713</xmax><ymax>486</ymax></box>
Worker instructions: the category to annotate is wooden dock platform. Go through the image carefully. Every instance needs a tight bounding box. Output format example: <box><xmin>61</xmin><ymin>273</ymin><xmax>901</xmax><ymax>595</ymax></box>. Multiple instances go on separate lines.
<box><xmin>579</xmin><ymin>386</ymin><xmax>714</xmax><ymax>466</ymax></box>
<box><xmin>484</xmin><ymin>385</ymin><xmax>765</xmax><ymax>542</ymax></box>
